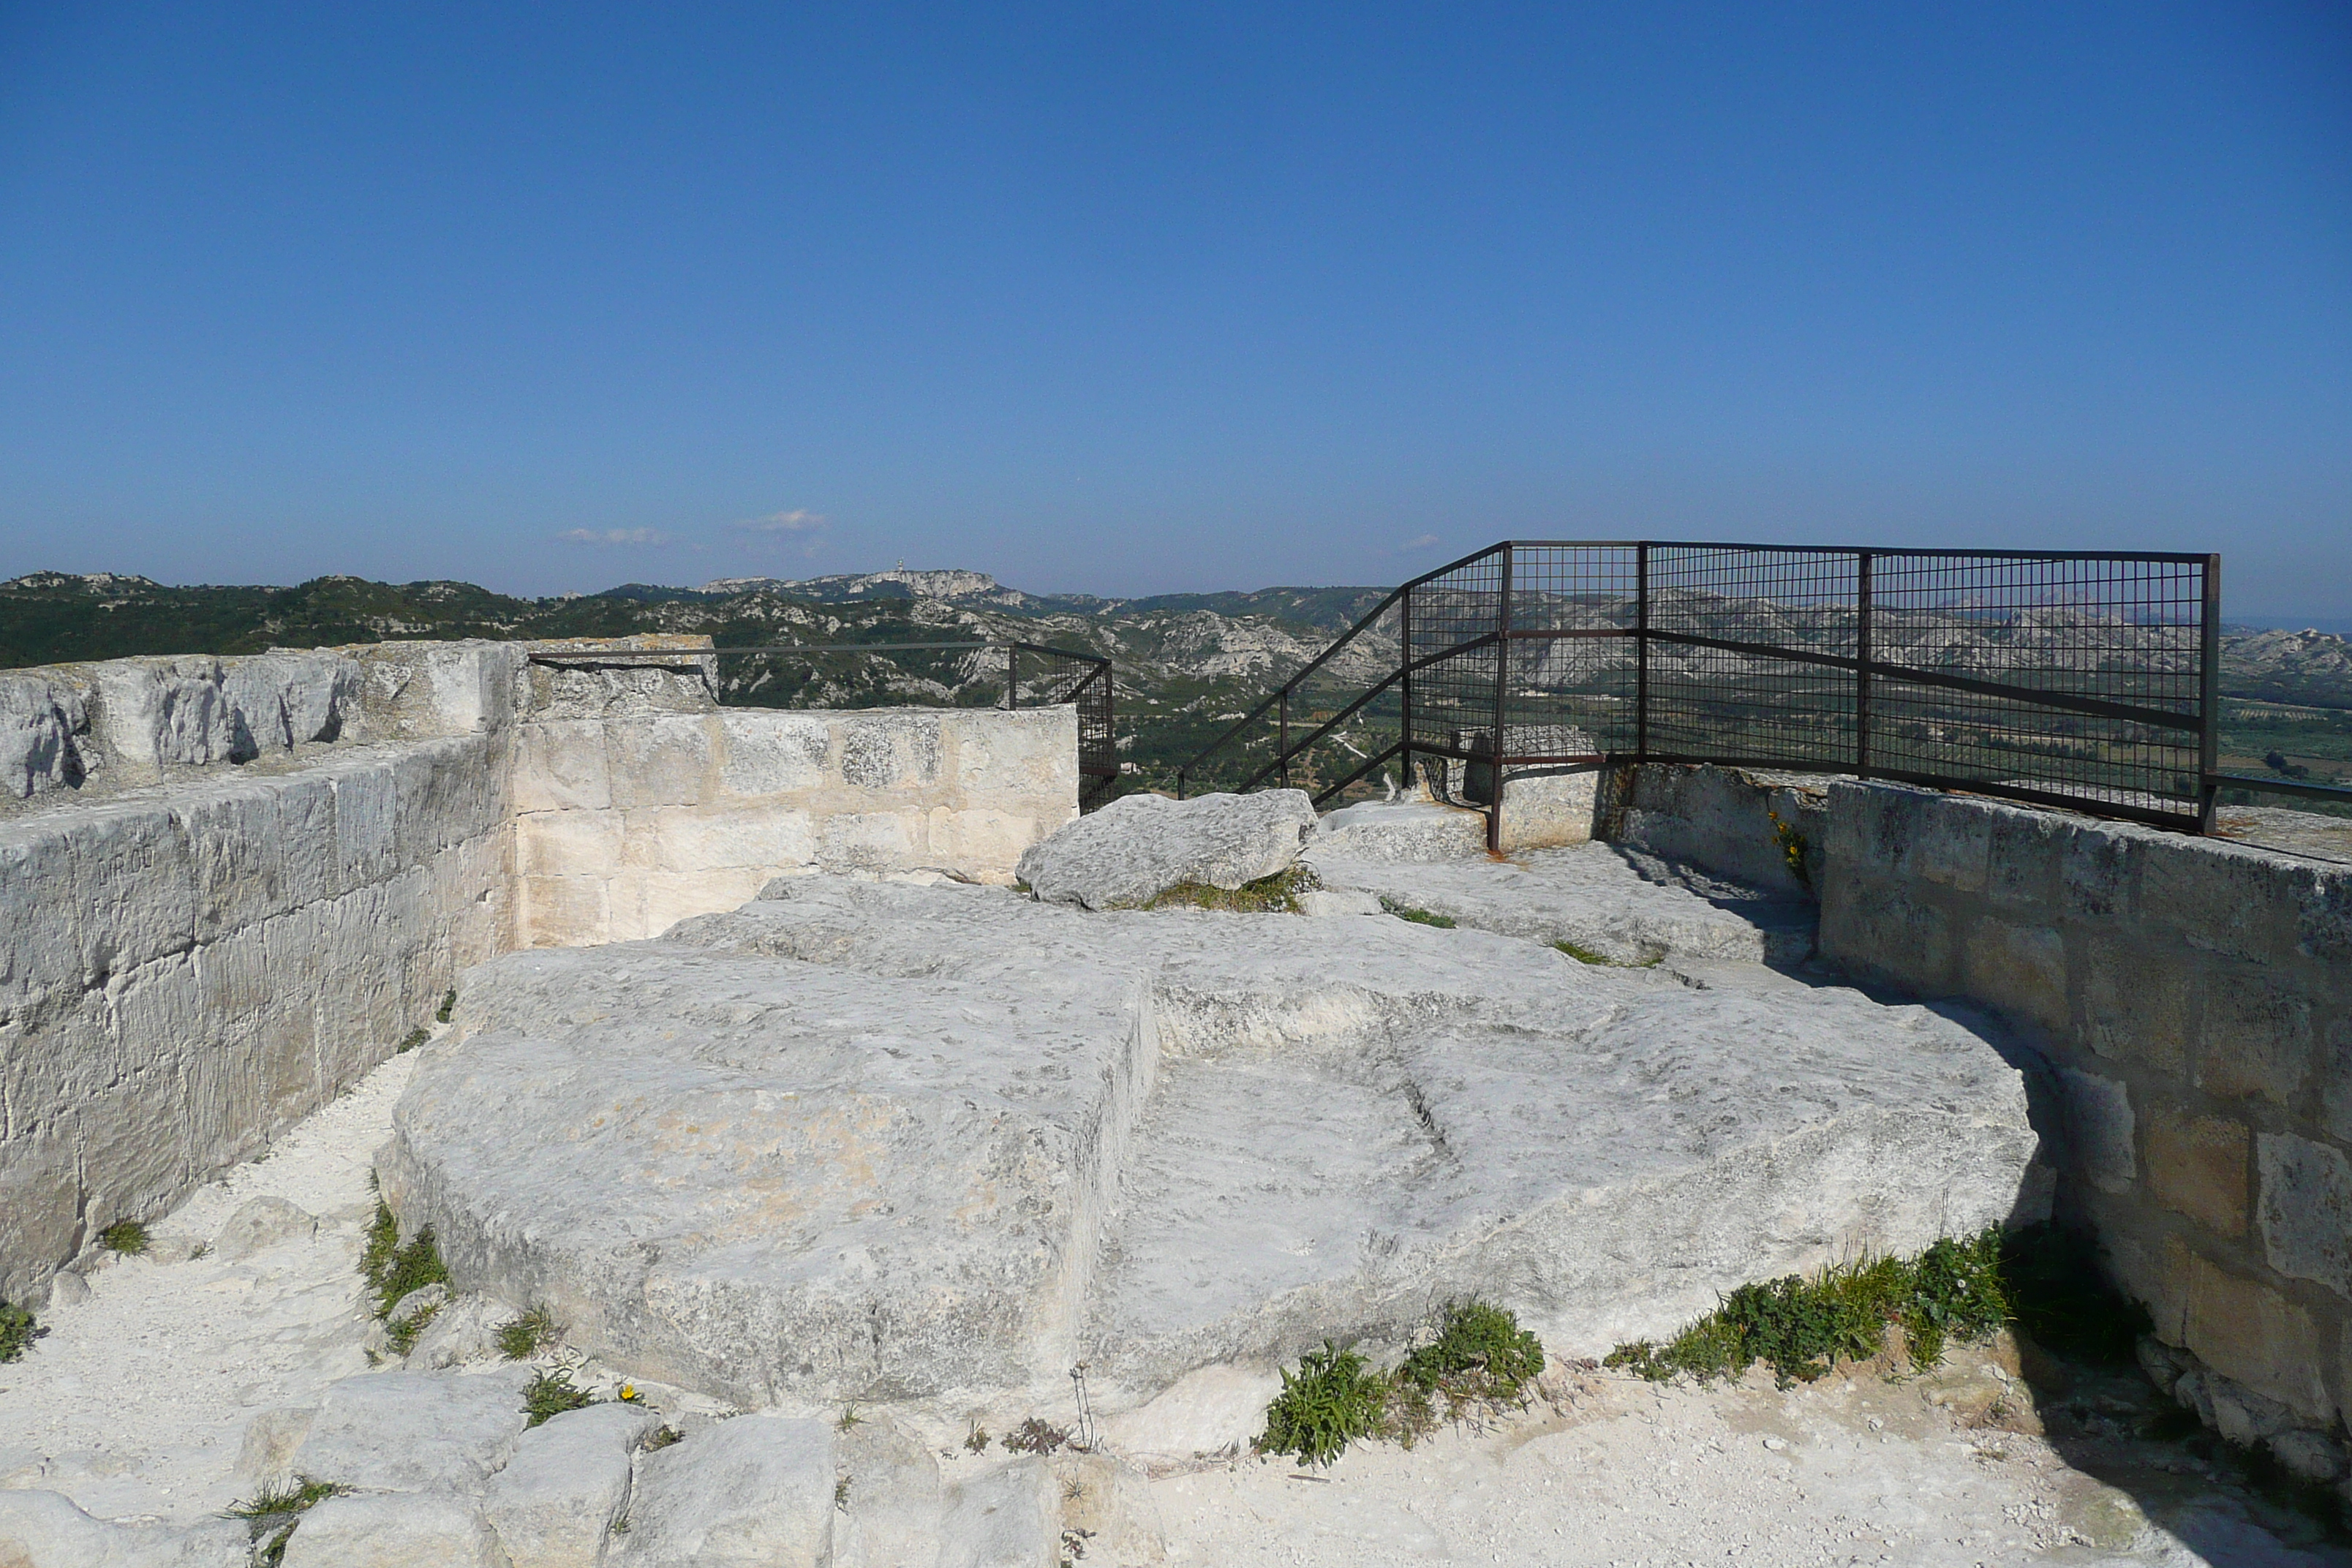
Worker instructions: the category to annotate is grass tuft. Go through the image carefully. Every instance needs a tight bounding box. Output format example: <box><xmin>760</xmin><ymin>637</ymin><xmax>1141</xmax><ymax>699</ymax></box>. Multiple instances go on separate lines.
<box><xmin>1552</xmin><ymin>939</ymin><xmax>1662</xmax><ymax>968</ymax></box>
<box><xmin>227</xmin><ymin>1476</ymin><xmax>346</xmax><ymax>1522</ymax></box>
<box><xmin>1379</xmin><ymin>898</ymin><xmax>1456</xmax><ymax>929</ymax></box>
<box><xmin>396</xmin><ymin>1028</ymin><xmax>429</xmax><ymax>1053</ymax></box>
<box><xmin>1143</xmin><ymin>864</ymin><xmax>1320</xmax><ymax>913</ymax></box>
<box><xmin>0</xmin><ymin>1300</ymin><xmax>41</xmax><ymax>1363</ymax></box>
<box><xmin>437</xmin><ymin>989</ymin><xmax>457</xmax><ymax>1023</ymax></box>
<box><xmin>643</xmin><ymin>1425</ymin><xmax>684</xmax><ymax>1451</ymax></box>
<box><xmin>384</xmin><ymin>1300</ymin><xmax>444</xmax><ymax>1357</ymax></box>
<box><xmin>497</xmin><ymin>1304</ymin><xmax>562</xmax><ymax>1360</ymax></box>
<box><xmin>1259</xmin><ymin>1341</ymin><xmax>1391</xmax><ymax>1466</ymax></box>
<box><xmin>1399</xmin><ymin>1300</ymin><xmax>1548</xmax><ymax>1401</ymax></box>
<box><xmin>358</xmin><ymin>1199</ymin><xmax>450</xmax><ymax>1318</ymax></box>
<box><xmin>98</xmin><ymin>1220</ymin><xmax>149</xmax><ymax>1256</ymax></box>
<box><xmin>1605</xmin><ymin>1227</ymin><xmax>2016</xmax><ymax>1388</ymax></box>
<box><xmin>523</xmin><ymin>1368</ymin><xmax>598</xmax><ymax>1428</ymax></box>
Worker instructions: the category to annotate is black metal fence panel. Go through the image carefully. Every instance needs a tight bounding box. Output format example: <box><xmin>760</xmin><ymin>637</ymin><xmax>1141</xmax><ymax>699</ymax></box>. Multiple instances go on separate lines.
<box><xmin>1181</xmin><ymin>539</ymin><xmax>2228</xmax><ymax>836</ymax></box>
<box><xmin>1008</xmin><ymin>642</ymin><xmax>1120</xmax><ymax>812</ymax></box>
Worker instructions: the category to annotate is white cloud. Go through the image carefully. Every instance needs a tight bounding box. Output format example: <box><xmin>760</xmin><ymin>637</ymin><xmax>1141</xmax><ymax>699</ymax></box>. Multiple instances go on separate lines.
<box><xmin>559</xmin><ymin>527</ymin><xmax>670</xmax><ymax>546</ymax></box>
<box><xmin>1400</xmin><ymin>532</ymin><xmax>1441</xmax><ymax>550</ymax></box>
<box><xmin>734</xmin><ymin>508</ymin><xmax>827</xmax><ymax>535</ymax></box>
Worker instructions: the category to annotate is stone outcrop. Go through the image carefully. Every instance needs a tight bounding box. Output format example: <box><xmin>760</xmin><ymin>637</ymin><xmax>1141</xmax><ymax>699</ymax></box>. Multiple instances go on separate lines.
<box><xmin>382</xmin><ymin>874</ymin><xmax>2043</xmax><ymax>1415</ymax></box>
<box><xmin>1016</xmin><ymin>788</ymin><xmax>1316</xmax><ymax>908</ymax></box>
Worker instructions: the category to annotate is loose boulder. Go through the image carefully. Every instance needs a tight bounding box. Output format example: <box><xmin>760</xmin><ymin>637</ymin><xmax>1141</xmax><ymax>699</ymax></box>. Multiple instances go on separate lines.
<box><xmin>608</xmin><ymin>1414</ymin><xmax>835</xmax><ymax>1567</ymax></box>
<box><xmin>289</xmin><ymin>1369</ymin><xmax>532</xmax><ymax>1493</ymax></box>
<box><xmin>211</xmin><ymin>1196</ymin><xmax>316</xmax><ymax>1261</ymax></box>
<box><xmin>483</xmin><ymin>1402</ymin><xmax>661</xmax><ymax>1568</ymax></box>
<box><xmin>279</xmin><ymin>1492</ymin><xmax>505</xmax><ymax>1568</ymax></box>
<box><xmin>1016</xmin><ymin>789</ymin><xmax>1316</xmax><ymax>909</ymax></box>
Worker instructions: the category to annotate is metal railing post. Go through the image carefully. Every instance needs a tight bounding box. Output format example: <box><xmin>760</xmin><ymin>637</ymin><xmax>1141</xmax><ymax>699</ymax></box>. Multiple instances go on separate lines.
<box><xmin>1398</xmin><ymin>587</ymin><xmax>1413</xmax><ymax>795</ymax></box>
<box><xmin>1854</xmin><ymin>550</ymin><xmax>1874</xmax><ymax>778</ymax></box>
<box><xmin>1635</xmin><ymin>543</ymin><xmax>1649</xmax><ymax>759</ymax></box>
<box><xmin>1278</xmin><ymin>687</ymin><xmax>1290</xmax><ymax>789</ymax></box>
<box><xmin>1488</xmin><ymin>544</ymin><xmax>1514</xmax><ymax>852</ymax></box>
<box><xmin>2199</xmin><ymin>553</ymin><xmax>2221</xmax><ymax>833</ymax></box>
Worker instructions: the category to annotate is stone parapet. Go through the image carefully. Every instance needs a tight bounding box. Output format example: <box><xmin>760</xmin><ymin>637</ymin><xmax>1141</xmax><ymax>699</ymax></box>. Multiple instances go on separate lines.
<box><xmin>1817</xmin><ymin>780</ymin><xmax>2352</xmax><ymax>1436</ymax></box>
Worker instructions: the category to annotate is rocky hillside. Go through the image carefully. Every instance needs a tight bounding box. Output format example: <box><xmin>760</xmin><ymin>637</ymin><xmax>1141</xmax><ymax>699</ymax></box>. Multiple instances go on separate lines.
<box><xmin>4</xmin><ymin>568</ymin><xmax>2348</xmax><ymax>794</ymax></box>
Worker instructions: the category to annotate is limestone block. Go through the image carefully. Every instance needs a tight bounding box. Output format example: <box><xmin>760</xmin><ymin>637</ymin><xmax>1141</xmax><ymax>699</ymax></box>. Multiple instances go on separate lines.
<box><xmin>928</xmin><ymin>807</ymin><xmax>1044</xmax><ymax>881</ymax></box>
<box><xmin>2328</xmin><ymin>1017</ymin><xmax>2352</xmax><ymax>1147</ymax></box>
<box><xmin>83</xmin><ymin>655</ymin><xmax>233</xmax><ymax>779</ymax></box>
<box><xmin>949</xmin><ymin>707</ymin><xmax>1081</xmax><ymax>812</ymax></box>
<box><xmin>2057</xmin><ymin>819</ymin><xmax>2138</xmax><ymax>921</ymax></box>
<box><xmin>222</xmin><ymin>652</ymin><xmax>356</xmax><ymax>755</ymax></box>
<box><xmin>652</xmin><ymin>804</ymin><xmax>817</xmax><ymax>875</ymax></box>
<box><xmin>519</xmin><ymin>876</ymin><xmax>610</xmax><ymax>949</ymax></box>
<box><xmin>404</xmin><ymin>1291</ymin><xmax>509</xmax><ymax>1371</ymax></box>
<box><xmin>609</xmin><ymin>1414</ymin><xmax>835</xmax><ymax>1568</ymax></box>
<box><xmin>273</xmin><ymin>772</ymin><xmax>341</xmax><ymax>910</ymax></box>
<box><xmin>835</xmin><ymin>1411</ymin><xmax>946</xmax><ymax>1568</ymax></box>
<box><xmin>0</xmin><ymin>1488</ymin><xmax>248</xmax><ymax>1568</ymax></box>
<box><xmin>1310</xmin><ymin>799</ymin><xmax>1487</xmax><ymax>862</ymax></box>
<box><xmin>1982</xmin><ymin>804</ymin><xmax>2067</xmax><ymax>908</ymax></box>
<box><xmin>1959</xmin><ymin>918</ymin><xmax>2068</xmax><ymax>1034</ymax></box>
<box><xmin>936</xmin><ymin>1458</ymin><xmax>1054</xmax><ymax>1568</ymax></box>
<box><xmin>280</xmin><ymin>1492</ymin><xmax>507</xmax><ymax>1568</ymax></box>
<box><xmin>0</xmin><ymin>1126</ymin><xmax>80</xmax><ymax>1305</ymax></box>
<box><xmin>2196</xmin><ymin>976</ymin><xmax>2312</xmax><ymax>1107</ymax></box>
<box><xmin>1101</xmin><ymin>1362</ymin><xmax>1281</xmax><ymax>1461</ymax></box>
<box><xmin>604</xmin><ymin>716</ymin><xmax>714</xmax><ymax>809</ymax></box>
<box><xmin>513</xmin><ymin>721</ymin><xmax>614</xmax><ymax>813</ymax></box>
<box><xmin>2136</xmin><ymin>832</ymin><xmax>2310</xmax><ymax>964</ymax></box>
<box><xmin>2077</xmin><ymin>931</ymin><xmax>2193</xmax><ymax>1076</ymax></box>
<box><xmin>213</xmin><ymin>1196</ymin><xmax>317</xmax><ymax>1261</ymax></box>
<box><xmin>1818</xmin><ymin>874</ymin><xmax>1954</xmax><ymax>992</ymax></box>
<box><xmin>1297</xmin><ymin>889</ymin><xmax>1381</xmax><ymax>918</ymax></box>
<box><xmin>2143</xmin><ymin>1106</ymin><xmax>2248</xmax><ymax>1237</ymax></box>
<box><xmin>1495</xmin><ymin>766</ymin><xmax>1598</xmax><ymax>851</ymax></box>
<box><xmin>516</xmin><ymin>810</ymin><xmax>627</xmax><ymax>878</ymax></box>
<box><xmin>173</xmin><ymin>782</ymin><xmax>291</xmax><ymax>939</ymax></box>
<box><xmin>2256</xmin><ymin>1133</ymin><xmax>2352</xmax><ymax>1295</ymax></box>
<box><xmin>2178</xmin><ymin>1251</ymin><xmax>2332</xmax><ymax>1420</ymax></box>
<box><xmin>817</xmin><ymin>810</ymin><xmax>919</xmax><ymax>874</ymax></box>
<box><xmin>483</xmin><ymin>1402</ymin><xmax>661</xmax><ymax>1568</ymax></box>
<box><xmin>290</xmin><ymin>1369</ymin><xmax>532</xmax><ymax>1493</ymax></box>
<box><xmin>1018</xmin><ymin>790</ymin><xmax>1316</xmax><ymax>909</ymax></box>
<box><xmin>328</xmin><ymin>761</ymin><xmax>399</xmax><ymax>892</ymax></box>
<box><xmin>841</xmin><ymin>712</ymin><xmax>944</xmax><ymax>791</ymax></box>
<box><xmin>617</xmin><ymin>869</ymin><xmax>777</xmax><ymax>943</ymax></box>
<box><xmin>2272</xmin><ymin>1429</ymin><xmax>2347</xmax><ymax>1484</ymax></box>
<box><xmin>2299</xmin><ymin>865</ymin><xmax>2352</xmax><ymax>964</ymax></box>
<box><xmin>0</xmin><ymin>671</ymin><xmax>91</xmax><ymax>797</ymax></box>
<box><xmin>718</xmin><ymin>710</ymin><xmax>833</xmax><ymax>795</ymax></box>
<box><xmin>67</xmin><ymin>802</ymin><xmax>197</xmax><ymax>981</ymax></box>
<box><xmin>2057</xmin><ymin>1068</ymin><xmax>2135</xmax><ymax>1194</ymax></box>
<box><xmin>0</xmin><ymin>823</ymin><xmax>84</xmax><ymax>1009</ymax></box>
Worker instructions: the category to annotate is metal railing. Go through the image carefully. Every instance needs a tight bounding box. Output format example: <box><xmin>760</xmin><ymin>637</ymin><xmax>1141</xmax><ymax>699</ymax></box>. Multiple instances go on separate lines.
<box><xmin>1178</xmin><ymin>540</ymin><xmax>2348</xmax><ymax>843</ymax></box>
<box><xmin>528</xmin><ymin>638</ymin><xmax>1120</xmax><ymax>812</ymax></box>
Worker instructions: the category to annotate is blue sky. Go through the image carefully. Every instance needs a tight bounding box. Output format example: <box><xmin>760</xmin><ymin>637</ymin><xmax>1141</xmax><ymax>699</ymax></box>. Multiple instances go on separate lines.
<box><xmin>1</xmin><ymin>3</ymin><xmax>2346</xmax><ymax>615</ymax></box>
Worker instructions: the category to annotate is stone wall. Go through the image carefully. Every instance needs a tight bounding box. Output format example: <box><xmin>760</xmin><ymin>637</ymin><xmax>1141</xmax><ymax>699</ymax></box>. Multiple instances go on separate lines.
<box><xmin>1818</xmin><ymin>781</ymin><xmax>2352</xmax><ymax>1439</ymax></box>
<box><xmin>0</xmin><ymin>641</ymin><xmax>529</xmax><ymax>1304</ymax></box>
<box><xmin>510</xmin><ymin>700</ymin><xmax>1079</xmax><ymax>946</ymax></box>
<box><xmin>0</xmin><ymin>638</ymin><xmax>1083</xmax><ymax>1301</ymax></box>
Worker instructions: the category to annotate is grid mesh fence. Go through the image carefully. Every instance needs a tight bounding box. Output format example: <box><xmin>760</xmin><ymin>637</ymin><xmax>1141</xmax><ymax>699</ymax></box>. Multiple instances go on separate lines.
<box><xmin>1010</xmin><ymin>644</ymin><xmax>1120</xmax><ymax>811</ymax></box>
<box><xmin>1183</xmin><ymin>540</ymin><xmax>2219</xmax><ymax>831</ymax></box>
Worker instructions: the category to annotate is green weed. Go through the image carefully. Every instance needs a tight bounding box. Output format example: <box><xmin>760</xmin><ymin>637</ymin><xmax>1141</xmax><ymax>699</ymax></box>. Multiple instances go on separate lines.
<box><xmin>437</xmin><ymin>989</ymin><xmax>457</xmax><ymax>1023</ymax></box>
<box><xmin>1400</xmin><ymin>1300</ymin><xmax>1547</xmax><ymax>1401</ymax></box>
<box><xmin>523</xmin><ymin>1368</ymin><xmax>598</xmax><ymax>1428</ymax></box>
<box><xmin>1258</xmin><ymin>1341</ymin><xmax>1391</xmax><ymax>1466</ymax></box>
<box><xmin>1551</xmin><ymin>940</ymin><xmax>1661</xmax><ymax>968</ymax></box>
<box><xmin>965</xmin><ymin>1425</ymin><xmax>990</xmax><ymax>1452</ymax></box>
<box><xmin>1768</xmin><ymin>807</ymin><xmax>1812</xmax><ymax>892</ymax></box>
<box><xmin>0</xmin><ymin>1300</ymin><xmax>40</xmax><ymax>1363</ymax></box>
<box><xmin>99</xmin><ymin>1220</ymin><xmax>149</xmax><ymax>1256</ymax></box>
<box><xmin>396</xmin><ymin>1028</ymin><xmax>429</xmax><ymax>1053</ymax></box>
<box><xmin>1379</xmin><ymin>898</ymin><xmax>1456</xmax><ymax>929</ymax></box>
<box><xmin>1144</xmin><ymin>865</ymin><xmax>1319</xmax><ymax>913</ymax></box>
<box><xmin>1605</xmin><ymin>1227</ymin><xmax>2012</xmax><ymax>1388</ymax></box>
<box><xmin>643</xmin><ymin>1425</ymin><xmax>684</xmax><ymax>1451</ymax></box>
<box><xmin>385</xmin><ymin>1300</ymin><xmax>444</xmax><ymax>1357</ymax></box>
<box><xmin>358</xmin><ymin>1199</ymin><xmax>449</xmax><ymax>1318</ymax></box>
<box><xmin>1000</xmin><ymin>1417</ymin><xmax>1072</xmax><ymax>1455</ymax></box>
<box><xmin>497</xmin><ymin>1304</ymin><xmax>562</xmax><ymax>1360</ymax></box>
<box><xmin>227</xmin><ymin>1477</ymin><xmax>346</xmax><ymax>1522</ymax></box>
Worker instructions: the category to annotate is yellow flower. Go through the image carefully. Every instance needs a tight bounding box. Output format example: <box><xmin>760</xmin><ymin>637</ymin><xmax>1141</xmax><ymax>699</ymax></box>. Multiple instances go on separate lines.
<box><xmin>620</xmin><ymin>1383</ymin><xmax>638</xmax><ymax>1401</ymax></box>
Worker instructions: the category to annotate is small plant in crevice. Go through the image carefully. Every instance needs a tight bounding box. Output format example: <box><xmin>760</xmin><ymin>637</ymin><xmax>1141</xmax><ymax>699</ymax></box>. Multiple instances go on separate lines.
<box><xmin>523</xmin><ymin>1368</ymin><xmax>598</xmax><ymax>1428</ymax></box>
<box><xmin>227</xmin><ymin>1476</ymin><xmax>346</xmax><ymax>1525</ymax></box>
<box><xmin>1767</xmin><ymin>807</ymin><xmax>1812</xmax><ymax>893</ymax></box>
<box><xmin>497</xmin><ymin>1304</ymin><xmax>562</xmax><ymax>1360</ymax></box>
<box><xmin>1000</xmin><ymin>1417</ymin><xmax>1073</xmax><ymax>1455</ymax></box>
<box><xmin>1258</xmin><ymin>1341</ymin><xmax>1391</xmax><ymax>1466</ymax></box>
<box><xmin>1605</xmin><ymin>1227</ymin><xmax>2012</xmax><ymax>1389</ymax></box>
<box><xmin>358</xmin><ymin>1199</ymin><xmax>449</xmax><ymax>1319</ymax></box>
<box><xmin>437</xmin><ymin>988</ymin><xmax>457</xmax><ymax>1023</ymax></box>
<box><xmin>643</xmin><ymin>1425</ymin><xmax>684</xmax><ymax>1451</ymax></box>
<box><xmin>1378</xmin><ymin>897</ymin><xmax>1456</xmax><ymax>930</ymax></box>
<box><xmin>385</xmin><ymin>1300</ymin><xmax>444</xmax><ymax>1357</ymax></box>
<box><xmin>836</xmin><ymin>1401</ymin><xmax>864</xmax><ymax>1432</ymax></box>
<box><xmin>396</xmin><ymin>1028</ymin><xmax>429</xmax><ymax>1053</ymax></box>
<box><xmin>1144</xmin><ymin>864</ymin><xmax>1321</xmax><ymax>914</ymax></box>
<box><xmin>99</xmin><ymin>1220</ymin><xmax>150</xmax><ymax>1256</ymax></box>
<box><xmin>834</xmin><ymin>1475</ymin><xmax>852</xmax><ymax>1510</ymax></box>
<box><xmin>964</xmin><ymin>1424</ymin><xmax>991</xmax><ymax>1452</ymax></box>
<box><xmin>0</xmin><ymin>1299</ymin><xmax>42</xmax><ymax>1363</ymax></box>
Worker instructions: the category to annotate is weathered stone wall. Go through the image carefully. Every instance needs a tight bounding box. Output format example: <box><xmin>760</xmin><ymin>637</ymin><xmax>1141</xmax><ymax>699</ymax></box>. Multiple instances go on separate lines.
<box><xmin>509</xmin><ymin>699</ymin><xmax>1079</xmax><ymax>946</ymax></box>
<box><xmin>1818</xmin><ymin>781</ymin><xmax>2352</xmax><ymax>1435</ymax></box>
<box><xmin>1601</xmin><ymin>761</ymin><xmax>1833</xmax><ymax>899</ymax></box>
<box><xmin>0</xmin><ymin>641</ymin><xmax>529</xmax><ymax>1304</ymax></box>
<box><xmin>0</xmin><ymin>637</ymin><xmax>1082</xmax><ymax>1301</ymax></box>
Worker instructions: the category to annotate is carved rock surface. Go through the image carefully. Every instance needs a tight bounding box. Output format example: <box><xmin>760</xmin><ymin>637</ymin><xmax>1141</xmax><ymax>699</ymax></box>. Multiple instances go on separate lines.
<box><xmin>386</xmin><ymin>875</ymin><xmax>2040</xmax><ymax>1415</ymax></box>
<box><xmin>1015</xmin><ymin>788</ymin><xmax>1316</xmax><ymax>908</ymax></box>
